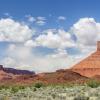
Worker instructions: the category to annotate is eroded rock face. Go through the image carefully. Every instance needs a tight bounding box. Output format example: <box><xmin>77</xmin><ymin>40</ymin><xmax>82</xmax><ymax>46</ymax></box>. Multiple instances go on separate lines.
<box><xmin>31</xmin><ymin>69</ymin><xmax>88</xmax><ymax>84</ymax></box>
<box><xmin>72</xmin><ymin>68</ymin><xmax>100</xmax><ymax>77</ymax></box>
<box><xmin>71</xmin><ymin>41</ymin><xmax>100</xmax><ymax>77</ymax></box>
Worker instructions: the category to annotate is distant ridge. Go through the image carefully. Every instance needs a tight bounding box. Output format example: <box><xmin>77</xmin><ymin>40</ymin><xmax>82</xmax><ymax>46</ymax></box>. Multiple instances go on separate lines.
<box><xmin>0</xmin><ymin>65</ymin><xmax>35</xmax><ymax>75</ymax></box>
<box><xmin>4</xmin><ymin>68</ymin><xmax>35</xmax><ymax>75</ymax></box>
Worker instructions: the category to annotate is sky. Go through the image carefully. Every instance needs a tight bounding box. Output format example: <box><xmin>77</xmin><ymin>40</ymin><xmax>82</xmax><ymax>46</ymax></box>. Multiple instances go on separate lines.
<box><xmin>0</xmin><ymin>0</ymin><xmax>100</xmax><ymax>73</ymax></box>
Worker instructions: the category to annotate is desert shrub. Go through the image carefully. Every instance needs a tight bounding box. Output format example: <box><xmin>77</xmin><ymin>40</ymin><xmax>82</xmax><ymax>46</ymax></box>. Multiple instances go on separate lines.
<box><xmin>34</xmin><ymin>82</ymin><xmax>44</xmax><ymax>88</ymax></box>
<box><xmin>11</xmin><ymin>85</ymin><xmax>26</xmax><ymax>93</ymax></box>
<box><xmin>74</xmin><ymin>96</ymin><xmax>89</xmax><ymax>100</ymax></box>
<box><xmin>0</xmin><ymin>85</ymin><xmax>9</xmax><ymax>90</ymax></box>
<box><xmin>0</xmin><ymin>85</ymin><xmax>5</xmax><ymax>90</ymax></box>
<box><xmin>33</xmin><ymin>87</ymin><xmax>37</xmax><ymax>91</ymax></box>
<box><xmin>86</xmin><ymin>80</ymin><xmax>100</xmax><ymax>88</ymax></box>
<box><xmin>11</xmin><ymin>87</ymin><xmax>19</xmax><ymax>93</ymax></box>
<box><xmin>18</xmin><ymin>86</ymin><xmax>25</xmax><ymax>90</ymax></box>
<box><xmin>51</xmin><ymin>94</ymin><xmax>56</xmax><ymax>99</ymax></box>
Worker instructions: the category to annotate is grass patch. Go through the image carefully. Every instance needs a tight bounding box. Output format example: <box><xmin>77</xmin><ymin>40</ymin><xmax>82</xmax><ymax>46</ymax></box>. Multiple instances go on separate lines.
<box><xmin>86</xmin><ymin>80</ymin><xmax>100</xmax><ymax>88</ymax></box>
<box><xmin>34</xmin><ymin>82</ymin><xmax>45</xmax><ymax>88</ymax></box>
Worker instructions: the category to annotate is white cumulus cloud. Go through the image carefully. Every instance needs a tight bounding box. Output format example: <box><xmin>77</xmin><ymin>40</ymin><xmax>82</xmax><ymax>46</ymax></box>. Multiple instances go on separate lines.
<box><xmin>72</xmin><ymin>17</ymin><xmax>100</xmax><ymax>46</ymax></box>
<box><xmin>0</xmin><ymin>18</ymin><xmax>34</xmax><ymax>42</ymax></box>
<box><xmin>25</xmin><ymin>29</ymin><xmax>75</xmax><ymax>49</ymax></box>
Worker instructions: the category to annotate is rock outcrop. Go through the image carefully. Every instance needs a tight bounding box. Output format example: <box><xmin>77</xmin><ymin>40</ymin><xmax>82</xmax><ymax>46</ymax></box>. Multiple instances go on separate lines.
<box><xmin>31</xmin><ymin>69</ymin><xmax>88</xmax><ymax>85</ymax></box>
<box><xmin>71</xmin><ymin>41</ymin><xmax>100</xmax><ymax>77</ymax></box>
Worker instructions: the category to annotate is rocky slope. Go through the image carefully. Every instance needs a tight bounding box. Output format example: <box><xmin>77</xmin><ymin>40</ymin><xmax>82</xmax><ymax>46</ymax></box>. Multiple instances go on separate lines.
<box><xmin>29</xmin><ymin>69</ymin><xmax>89</xmax><ymax>85</ymax></box>
<box><xmin>0</xmin><ymin>67</ymin><xmax>89</xmax><ymax>85</ymax></box>
<box><xmin>0</xmin><ymin>65</ymin><xmax>35</xmax><ymax>85</ymax></box>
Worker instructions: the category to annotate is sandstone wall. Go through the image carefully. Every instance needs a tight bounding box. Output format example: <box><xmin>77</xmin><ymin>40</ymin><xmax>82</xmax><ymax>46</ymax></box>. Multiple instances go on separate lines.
<box><xmin>72</xmin><ymin>68</ymin><xmax>100</xmax><ymax>77</ymax></box>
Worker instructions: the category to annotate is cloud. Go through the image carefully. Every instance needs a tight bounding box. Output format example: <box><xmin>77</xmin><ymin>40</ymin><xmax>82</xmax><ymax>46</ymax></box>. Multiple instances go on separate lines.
<box><xmin>1</xmin><ymin>43</ymin><xmax>34</xmax><ymax>70</ymax></box>
<box><xmin>3</xmin><ymin>13</ymin><xmax>13</xmax><ymax>18</ymax></box>
<box><xmin>24</xmin><ymin>40</ymin><xmax>37</xmax><ymax>47</ymax></box>
<box><xmin>36</xmin><ymin>20</ymin><xmax>46</xmax><ymax>26</ymax></box>
<box><xmin>0</xmin><ymin>17</ymin><xmax>77</xmax><ymax>73</ymax></box>
<box><xmin>25</xmin><ymin>15</ymin><xmax>36</xmax><ymax>22</ymax></box>
<box><xmin>36</xmin><ymin>16</ymin><xmax>46</xmax><ymax>26</ymax></box>
<box><xmin>31</xmin><ymin>56</ymin><xmax>73</xmax><ymax>72</ymax></box>
<box><xmin>0</xmin><ymin>18</ymin><xmax>34</xmax><ymax>42</ymax></box>
<box><xmin>37</xmin><ymin>17</ymin><xmax>46</xmax><ymax>21</ymax></box>
<box><xmin>7</xmin><ymin>44</ymin><xmax>33</xmax><ymax>61</ymax></box>
<box><xmin>0</xmin><ymin>45</ymin><xmax>85</xmax><ymax>73</ymax></box>
<box><xmin>25</xmin><ymin>29</ymin><xmax>75</xmax><ymax>49</ymax></box>
<box><xmin>1</xmin><ymin>57</ymin><xmax>16</xmax><ymax>68</ymax></box>
<box><xmin>71</xmin><ymin>18</ymin><xmax>100</xmax><ymax>46</ymax></box>
<box><xmin>70</xmin><ymin>17</ymin><xmax>100</xmax><ymax>55</ymax></box>
<box><xmin>48</xmin><ymin>49</ymin><xmax>68</xmax><ymax>58</ymax></box>
<box><xmin>58</xmin><ymin>16</ymin><xmax>66</xmax><ymax>21</ymax></box>
<box><xmin>1</xmin><ymin>17</ymin><xmax>100</xmax><ymax>73</ymax></box>
<box><xmin>0</xmin><ymin>43</ymin><xmax>78</xmax><ymax>73</ymax></box>
<box><xmin>25</xmin><ymin>15</ymin><xmax>46</xmax><ymax>26</ymax></box>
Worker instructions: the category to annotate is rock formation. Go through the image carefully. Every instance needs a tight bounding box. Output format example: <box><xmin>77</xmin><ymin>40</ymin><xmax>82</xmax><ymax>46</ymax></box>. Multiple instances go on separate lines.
<box><xmin>71</xmin><ymin>41</ymin><xmax>100</xmax><ymax>77</ymax></box>
<box><xmin>31</xmin><ymin>69</ymin><xmax>88</xmax><ymax>84</ymax></box>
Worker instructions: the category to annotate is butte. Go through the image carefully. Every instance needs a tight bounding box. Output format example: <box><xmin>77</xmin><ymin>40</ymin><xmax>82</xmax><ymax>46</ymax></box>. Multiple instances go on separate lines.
<box><xmin>71</xmin><ymin>41</ymin><xmax>100</xmax><ymax>77</ymax></box>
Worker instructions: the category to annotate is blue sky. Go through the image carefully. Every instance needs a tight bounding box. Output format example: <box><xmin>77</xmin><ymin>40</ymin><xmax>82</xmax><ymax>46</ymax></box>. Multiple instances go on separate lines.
<box><xmin>0</xmin><ymin>0</ymin><xmax>100</xmax><ymax>72</ymax></box>
<box><xmin>0</xmin><ymin>0</ymin><xmax>100</xmax><ymax>29</ymax></box>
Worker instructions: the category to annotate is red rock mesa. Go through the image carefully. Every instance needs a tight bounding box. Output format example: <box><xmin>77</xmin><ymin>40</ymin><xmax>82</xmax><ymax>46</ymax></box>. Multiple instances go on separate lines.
<box><xmin>71</xmin><ymin>41</ymin><xmax>100</xmax><ymax>77</ymax></box>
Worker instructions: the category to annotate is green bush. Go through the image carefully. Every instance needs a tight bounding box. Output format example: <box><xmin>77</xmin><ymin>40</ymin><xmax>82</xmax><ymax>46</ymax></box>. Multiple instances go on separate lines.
<box><xmin>87</xmin><ymin>80</ymin><xmax>100</xmax><ymax>88</ymax></box>
<box><xmin>74</xmin><ymin>96</ymin><xmax>89</xmax><ymax>100</ymax></box>
<box><xmin>11</xmin><ymin>87</ymin><xmax>19</xmax><ymax>93</ymax></box>
<box><xmin>18</xmin><ymin>86</ymin><xmax>25</xmax><ymax>90</ymax></box>
<box><xmin>34</xmin><ymin>82</ymin><xmax>44</xmax><ymax>88</ymax></box>
<box><xmin>33</xmin><ymin>87</ymin><xmax>37</xmax><ymax>91</ymax></box>
<box><xmin>0</xmin><ymin>85</ymin><xmax>9</xmax><ymax>90</ymax></box>
<box><xmin>51</xmin><ymin>94</ymin><xmax>56</xmax><ymax>99</ymax></box>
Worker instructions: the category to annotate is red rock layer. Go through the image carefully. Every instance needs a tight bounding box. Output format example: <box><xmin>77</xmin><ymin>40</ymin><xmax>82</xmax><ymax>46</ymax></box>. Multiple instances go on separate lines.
<box><xmin>71</xmin><ymin>68</ymin><xmax>100</xmax><ymax>77</ymax></box>
<box><xmin>31</xmin><ymin>69</ymin><xmax>88</xmax><ymax>84</ymax></box>
<box><xmin>71</xmin><ymin>42</ymin><xmax>100</xmax><ymax>77</ymax></box>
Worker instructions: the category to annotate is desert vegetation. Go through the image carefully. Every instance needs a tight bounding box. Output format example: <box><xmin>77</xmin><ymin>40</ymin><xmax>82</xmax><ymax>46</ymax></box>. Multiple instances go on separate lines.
<box><xmin>0</xmin><ymin>81</ymin><xmax>99</xmax><ymax>100</ymax></box>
